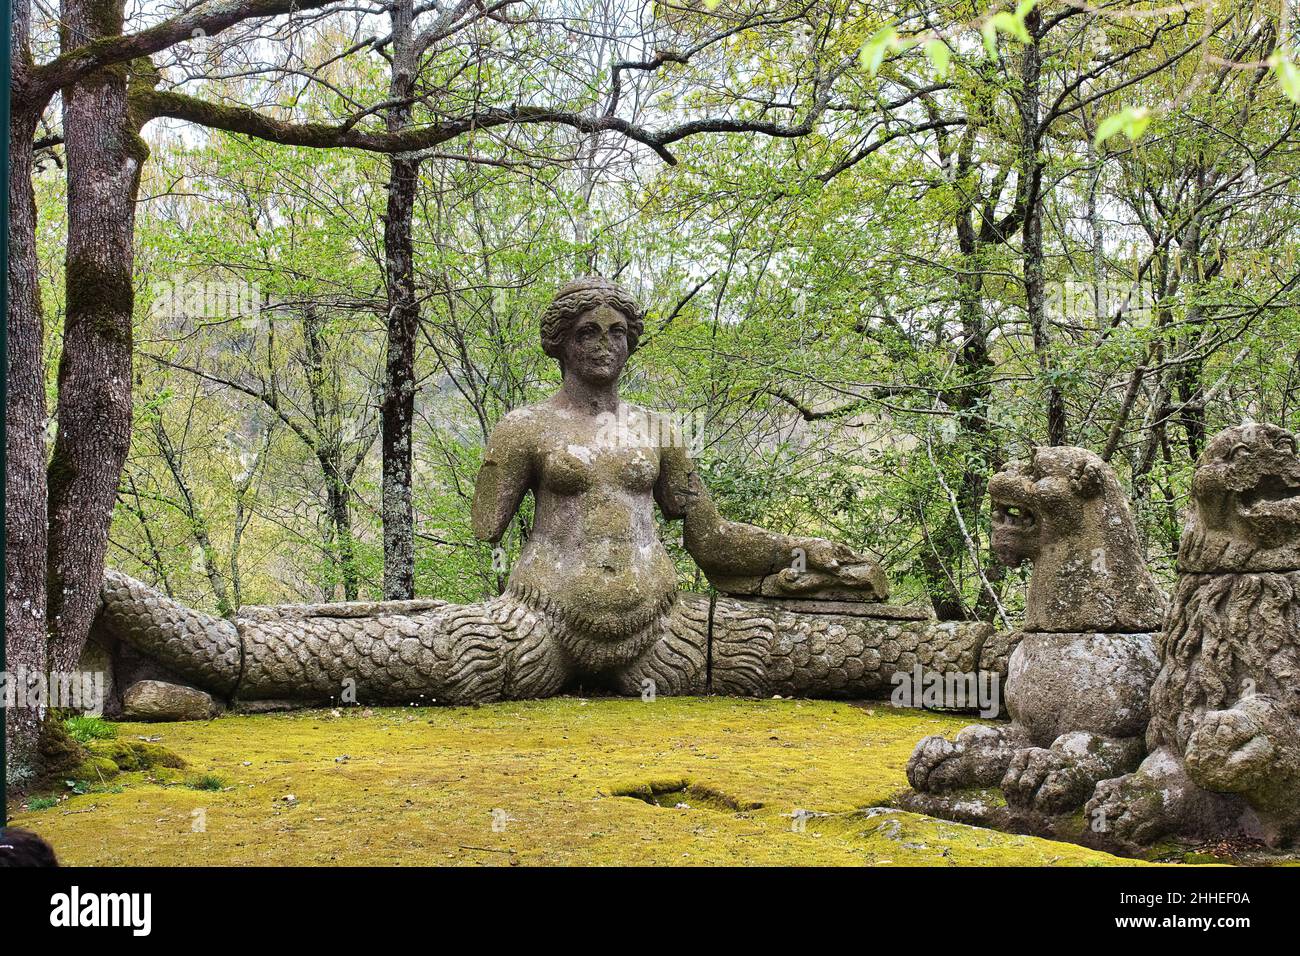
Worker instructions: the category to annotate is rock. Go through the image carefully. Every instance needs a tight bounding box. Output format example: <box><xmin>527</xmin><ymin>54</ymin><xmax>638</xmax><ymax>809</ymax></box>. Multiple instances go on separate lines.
<box><xmin>122</xmin><ymin>680</ymin><xmax>220</xmax><ymax>722</ymax></box>
<box><xmin>1006</xmin><ymin>631</ymin><xmax>1158</xmax><ymax>744</ymax></box>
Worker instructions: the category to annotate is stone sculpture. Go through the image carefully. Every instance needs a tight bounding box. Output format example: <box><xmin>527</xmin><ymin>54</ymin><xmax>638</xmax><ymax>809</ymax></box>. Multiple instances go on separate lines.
<box><xmin>1085</xmin><ymin>423</ymin><xmax>1300</xmax><ymax>847</ymax></box>
<box><xmin>904</xmin><ymin>447</ymin><xmax>1164</xmax><ymax>818</ymax></box>
<box><xmin>92</xmin><ymin>278</ymin><xmax>997</xmax><ymax>713</ymax></box>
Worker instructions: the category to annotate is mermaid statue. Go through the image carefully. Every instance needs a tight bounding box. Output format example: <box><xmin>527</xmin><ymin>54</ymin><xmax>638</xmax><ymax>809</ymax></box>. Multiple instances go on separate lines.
<box><xmin>94</xmin><ymin>278</ymin><xmax>997</xmax><ymax>712</ymax></box>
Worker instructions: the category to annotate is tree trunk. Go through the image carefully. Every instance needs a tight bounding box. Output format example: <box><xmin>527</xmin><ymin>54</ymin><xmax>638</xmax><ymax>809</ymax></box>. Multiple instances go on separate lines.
<box><xmin>322</xmin><ymin>456</ymin><xmax>359</xmax><ymax>600</ymax></box>
<box><xmin>1019</xmin><ymin>11</ymin><xmax>1066</xmax><ymax>446</ymax></box>
<box><xmin>46</xmin><ymin>0</ymin><xmax>146</xmax><ymax>671</ymax></box>
<box><xmin>381</xmin><ymin>0</ymin><xmax>419</xmax><ymax>599</ymax></box>
<box><xmin>955</xmin><ymin>258</ymin><xmax>1006</xmax><ymax>622</ymax></box>
<box><xmin>5</xmin><ymin>1</ymin><xmax>49</xmax><ymax>784</ymax></box>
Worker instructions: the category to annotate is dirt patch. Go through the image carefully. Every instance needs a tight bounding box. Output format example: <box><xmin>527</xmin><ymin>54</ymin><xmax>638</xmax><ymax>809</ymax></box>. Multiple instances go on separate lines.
<box><xmin>610</xmin><ymin>777</ymin><xmax>764</xmax><ymax>812</ymax></box>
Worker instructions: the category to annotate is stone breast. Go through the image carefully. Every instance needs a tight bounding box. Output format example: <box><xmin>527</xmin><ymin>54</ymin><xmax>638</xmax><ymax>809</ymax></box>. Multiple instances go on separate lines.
<box><xmin>541</xmin><ymin>444</ymin><xmax>658</xmax><ymax>495</ymax></box>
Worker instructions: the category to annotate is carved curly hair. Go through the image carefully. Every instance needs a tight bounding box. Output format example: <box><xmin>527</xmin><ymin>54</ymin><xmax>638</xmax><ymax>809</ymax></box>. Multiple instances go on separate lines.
<box><xmin>540</xmin><ymin>277</ymin><xmax>644</xmax><ymax>364</ymax></box>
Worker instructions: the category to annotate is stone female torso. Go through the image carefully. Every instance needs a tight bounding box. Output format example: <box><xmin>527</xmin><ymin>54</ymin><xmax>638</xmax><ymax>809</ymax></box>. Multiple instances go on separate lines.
<box><xmin>505</xmin><ymin>401</ymin><xmax>679</xmax><ymax>656</ymax></box>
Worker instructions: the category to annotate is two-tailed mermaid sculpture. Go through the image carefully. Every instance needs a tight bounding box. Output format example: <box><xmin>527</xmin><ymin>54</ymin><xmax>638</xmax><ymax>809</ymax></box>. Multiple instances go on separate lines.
<box><xmin>95</xmin><ymin>278</ymin><xmax>995</xmax><ymax>709</ymax></box>
<box><xmin>94</xmin><ymin>275</ymin><xmax>1300</xmax><ymax>851</ymax></box>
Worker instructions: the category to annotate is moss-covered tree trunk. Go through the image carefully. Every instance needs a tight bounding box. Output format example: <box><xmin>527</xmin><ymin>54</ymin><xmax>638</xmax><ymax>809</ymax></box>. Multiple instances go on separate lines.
<box><xmin>46</xmin><ymin>0</ymin><xmax>147</xmax><ymax>671</ymax></box>
<box><xmin>380</xmin><ymin>0</ymin><xmax>419</xmax><ymax>600</ymax></box>
<box><xmin>5</xmin><ymin>0</ymin><xmax>50</xmax><ymax>786</ymax></box>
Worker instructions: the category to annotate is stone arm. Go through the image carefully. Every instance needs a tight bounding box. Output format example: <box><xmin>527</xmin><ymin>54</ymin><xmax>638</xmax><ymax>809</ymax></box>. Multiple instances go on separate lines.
<box><xmin>471</xmin><ymin>412</ymin><xmax>535</xmax><ymax>545</ymax></box>
<box><xmin>654</xmin><ymin>444</ymin><xmax>888</xmax><ymax>600</ymax></box>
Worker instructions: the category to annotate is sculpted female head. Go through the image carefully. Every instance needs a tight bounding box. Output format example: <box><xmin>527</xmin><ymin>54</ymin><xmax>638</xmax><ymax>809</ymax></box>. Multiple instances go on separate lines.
<box><xmin>540</xmin><ymin>277</ymin><xmax>644</xmax><ymax>383</ymax></box>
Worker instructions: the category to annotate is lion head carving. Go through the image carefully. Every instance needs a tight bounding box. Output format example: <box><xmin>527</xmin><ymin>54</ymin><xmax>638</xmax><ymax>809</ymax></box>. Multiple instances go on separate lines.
<box><xmin>989</xmin><ymin>446</ymin><xmax>1164</xmax><ymax>634</ymax></box>
<box><xmin>1178</xmin><ymin>423</ymin><xmax>1300</xmax><ymax>573</ymax></box>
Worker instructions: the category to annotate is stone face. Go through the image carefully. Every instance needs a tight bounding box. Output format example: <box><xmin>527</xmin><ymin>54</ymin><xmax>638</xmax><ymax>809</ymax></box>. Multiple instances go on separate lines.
<box><xmin>122</xmin><ymin>680</ymin><xmax>220</xmax><ymax>721</ymax></box>
<box><xmin>989</xmin><ymin>445</ymin><xmax>1164</xmax><ymax>633</ymax></box>
<box><xmin>1085</xmin><ymin>423</ymin><xmax>1300</xmax><ymax>848</ymax></box>
<box><xmin>1178</xmin><ymin>423</ymin><xmax>1300</xmax><ymax>573</ymax></box>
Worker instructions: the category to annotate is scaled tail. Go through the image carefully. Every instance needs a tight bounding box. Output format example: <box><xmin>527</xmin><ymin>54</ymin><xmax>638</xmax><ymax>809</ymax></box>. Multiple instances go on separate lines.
<box><xmin>98</xmin><ymin>569</ymin><xmax>242</xmax><ymax>696</ymax></box>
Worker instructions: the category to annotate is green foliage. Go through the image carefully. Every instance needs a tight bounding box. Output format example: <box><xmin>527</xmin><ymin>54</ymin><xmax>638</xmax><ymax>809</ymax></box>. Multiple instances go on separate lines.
<box><xmin>1096</xmin><ymin>107</ymin><xmax>1152</xmax><ymax>146</ymax></box>
<box><xmin>24</xmin><ymin>1</ymin><xmax>1297</xmax><ymax>621</ymax></box>
<box><xmin>185</xmin><ymin>774</ymin><xmax>225</xmax><ymax>792</ymax></box>
<box><xmin>63</xmin><ymin>715</ymin><xmax>117</xmax><ymax>743</ymax></box>
<box><xmin>1272</xmin><ymin>55</ymin><xmax>1300</xmax><ymax>105</ymax></box>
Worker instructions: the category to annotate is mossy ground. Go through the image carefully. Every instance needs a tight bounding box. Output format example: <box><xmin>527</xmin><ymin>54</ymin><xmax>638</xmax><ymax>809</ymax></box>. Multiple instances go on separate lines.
<box><xmin>9</xmin><ymin>697</ymin><xmax>1157</xmax><ymax>866</ymax></box>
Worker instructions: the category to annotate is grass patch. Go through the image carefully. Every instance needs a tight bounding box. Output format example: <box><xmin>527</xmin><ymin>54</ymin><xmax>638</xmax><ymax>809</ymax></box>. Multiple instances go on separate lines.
<box><xmin>186</xmin><ymin>774</ymin><xmax>225</xmax><ymax>792</ymax></box>
<box><xmin>64</xmin><ymin>715</ymin><xmax>117</xmax><ymax>743</ymax></box>
<box><xmin>25</xmin><ymin>797</ymin><xmax>58</xmax><ymax>811</ymax></box>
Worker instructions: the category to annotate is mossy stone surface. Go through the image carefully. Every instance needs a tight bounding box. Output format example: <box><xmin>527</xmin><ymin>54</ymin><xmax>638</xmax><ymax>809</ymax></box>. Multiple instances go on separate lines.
<box><xmin>86</xmin><ymin>739</ymin><xmax>186</xmax><ymax>772</ymax></box>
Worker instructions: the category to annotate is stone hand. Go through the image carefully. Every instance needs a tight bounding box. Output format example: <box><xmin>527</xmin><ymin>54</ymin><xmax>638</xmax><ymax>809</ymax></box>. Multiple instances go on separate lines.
<box><xmin>773</xmin><ymin>537</ymin><xmax>887</xmax><ymax>598</ymax></box>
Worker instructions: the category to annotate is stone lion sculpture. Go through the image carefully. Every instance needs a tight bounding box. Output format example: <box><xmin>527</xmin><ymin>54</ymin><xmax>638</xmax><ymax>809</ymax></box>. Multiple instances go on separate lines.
<box><xmin>1085</xmin><ymin>423</ymin><xmax>1300</xmax><ymax>847</ymax></box>
<box><xmin>92</xmin><ymin>278</ymin><xmax>997</xmax><ymax>715</ymax></box>
<box><xmin>905</xmin><ymin>446</ymin><xmax>1164</xmax><ymax>817</ymax></box>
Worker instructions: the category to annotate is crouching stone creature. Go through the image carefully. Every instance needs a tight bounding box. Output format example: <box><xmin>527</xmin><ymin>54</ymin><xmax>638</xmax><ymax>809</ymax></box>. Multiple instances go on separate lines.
<box><xmin>1085</xmin><ymin>423</ymin><xmax>1300</xmax><ymax>848</ymax></box>
<box><xmin>906</xmin><ymin>446</ymin><xmax>1164</xmax><ymax>816</ymax></box>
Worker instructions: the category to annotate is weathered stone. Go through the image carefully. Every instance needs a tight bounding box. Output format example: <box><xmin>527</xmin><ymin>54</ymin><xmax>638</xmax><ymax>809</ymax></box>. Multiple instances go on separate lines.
<box><xmin>907</xmin><ymin>448</ymin><xmax>1160</xmax><ymax>822</ymax></box>
<box><xmin>742</xmin><ymin>597</ymin><xmax>929</xmax><ymax>620</ymax></box>
<box><xmin>122</xmin><ymin>680</ymin><xmax>220</xmax><ymax>721</ymax></box>
<box><xmin>96</xmin><ymin>279</ymin><xmax>1003</xmax><ymax>710</ymax></box>
<box><xmin>1085</xmin><ymin>423</ymin><xmax>1300</xmax><ymax>848</ymax></box>
<box><xmin>1006</xmin><ymin>631</ymin><xmax>1158</xmax><ymax>745</ymax></box>
<box><xmin>75</xmin><ymin>636</ymin><xmax>114</xmax><ymax>715</ymax></box>
<box><xmin>97</xmin><ymin>572</ymin><xmax>241</xmax><ymax>695</ymax></box>
<box><xmin>1177</xmin><ymin>422</ymin><xmax>1300</xmax><ymax>573</ymax></box>
<box><xmin>989</xmin><ymin>445</ymin><xmax>1164</xmax><ymax>633</ymax></box>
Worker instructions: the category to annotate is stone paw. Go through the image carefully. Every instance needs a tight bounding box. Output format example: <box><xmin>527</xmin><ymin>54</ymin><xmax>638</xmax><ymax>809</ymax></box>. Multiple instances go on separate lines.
<box><xmin>1184</xmin><ymin>708</ymin><xmax>1274</xmax><ymax>793</ymax></box>
<box><xmin>906</xmin><ymin>735</ymin><xmax>963</xmax><ymax>792</ymax></box>
<box><xmin>1001</xmin><ymin>747</ymin><xmax>1090</xmax><ymax>814</ymax></box>
<box><xmin>1083</xmin><ymin>773</ymin><xmax>1169</xmax><ymax>846</ymax></box>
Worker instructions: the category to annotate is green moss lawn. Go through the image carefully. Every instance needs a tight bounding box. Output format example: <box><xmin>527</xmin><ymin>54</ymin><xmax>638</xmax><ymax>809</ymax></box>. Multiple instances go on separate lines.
<box><xmin>9</xmin><ymin>697</ymin><xmax>1153</xmax><ymax>866</ymax></box>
